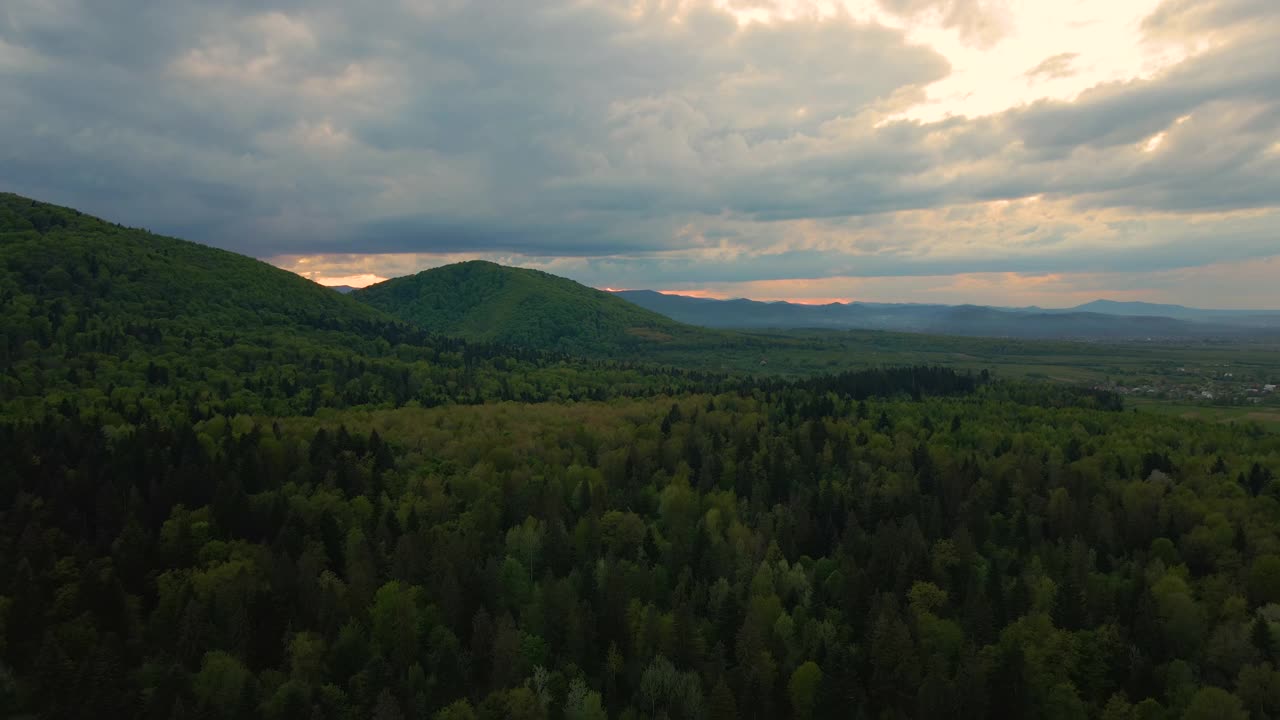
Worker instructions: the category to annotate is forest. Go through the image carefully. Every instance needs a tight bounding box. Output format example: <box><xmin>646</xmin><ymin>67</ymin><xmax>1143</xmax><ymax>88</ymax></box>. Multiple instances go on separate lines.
<box><xmin>3</xmin><ymin>194</ymin><xmax>1280</xmax><ymax>719</ymax></box>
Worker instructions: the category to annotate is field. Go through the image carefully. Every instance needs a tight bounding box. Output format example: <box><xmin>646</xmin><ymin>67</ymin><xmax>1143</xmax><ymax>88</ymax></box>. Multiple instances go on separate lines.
<box><xmin>638</xmin><ymin>326</ymin><xmax>1280</xmax><ymax>383</ymax></box>
<box><xmin>1129</xmin><ymin>397</ymin><xmax>1280</xmax><ymax>430</ymax></box>
<box><xmin>628</xmin><ymin>328</ymin><xmax>1280</xmax><ymax>428</ymax></box>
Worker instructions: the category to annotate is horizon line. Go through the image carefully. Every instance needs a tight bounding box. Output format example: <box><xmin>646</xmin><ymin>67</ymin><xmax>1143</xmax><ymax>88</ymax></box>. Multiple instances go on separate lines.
<box><xmin>302</xmin><ymin>272</ymin><xmax>1278</xmax><ymax>314</ymax></box>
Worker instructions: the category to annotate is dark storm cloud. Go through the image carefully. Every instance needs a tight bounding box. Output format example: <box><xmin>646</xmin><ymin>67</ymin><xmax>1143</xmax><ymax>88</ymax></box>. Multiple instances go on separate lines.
<box><xmin>350</xmin><ymin>214</ymin><xmax>679</xmax><ymax>257</ymax></box>
<box><xmin>0</xmin><ymin>0</ymin><xmax>951</xmax><ymax>257</ymax></box>
<box><xmin>0</xmin><ymin>0</ymin><xmax>1278</xmax><ymax>286</ymax></box>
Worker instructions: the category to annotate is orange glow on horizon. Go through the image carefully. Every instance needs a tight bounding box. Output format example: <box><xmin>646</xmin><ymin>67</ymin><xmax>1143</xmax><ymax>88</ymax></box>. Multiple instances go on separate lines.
<box><xmin>782</xmin><ymin>297</ymin><xmax>855</xmax><ymax>305</ymax></box>
<box><xmin>308</xmin><ymin>273</ymin><xmax>388</xmax><ymax>288</ymax></box>
<box><xmin>653</xmin><ymin>289</ymin><xmax>731</xmax><ymax>299</ymax></box>
<box><xmin>653</xmin><ymin>288</ymin><xmax>854</xmax><ymax>304</ymax></box>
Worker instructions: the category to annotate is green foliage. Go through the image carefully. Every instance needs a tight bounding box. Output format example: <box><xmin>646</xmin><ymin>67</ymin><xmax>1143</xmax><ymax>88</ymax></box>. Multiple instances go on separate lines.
<box><xmin>564</xmin><ymin>677</ymin><xmax>608</xmax><ymax>720</ymax></box>
<box><xmin>1133</xmin><ymin>698</ymin><xmax>1167</xmax><ymax>720</ymax></box>
<box><xmin>1182</xmin><ymin>686</ymin><xmax>1247</xmax><ymax>720</ymax></box>
<box><xmin>192</xmin><ymin>651</ymin><xmax>253</xmax><ymax>718</ymax></box>
<box><xmin>787</xmin><ymin>661</ymin><xmax>821</xmax><ymax>720</ymax></box>
<box><xmin>1250</xmin><ymin>555</ymin><xmax>1280</xmax><ymax>605</ymax></box>
<box><xmin>435</xmin><ymin>699</ymin><xmax>479</xmax><ymax>720</ymax></box>
<box><xmin>353</xmin><ymin>260</ymin><xmax>704</xmax><ymax>355</ymax></box>
<box><xmin>708</xmin><ymin>679</ymin><xmax>738</xmax><ymax>720</ymax></box>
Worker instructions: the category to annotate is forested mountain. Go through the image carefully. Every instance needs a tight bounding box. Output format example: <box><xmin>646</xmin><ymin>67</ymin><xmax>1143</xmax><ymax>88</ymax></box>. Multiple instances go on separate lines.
<box><xmin>0</xmin><ymin>193</ymin><xmax>389</xmax><ymax>328</ymax></box>
<box><xmin>3</xmin><ymin>194</ymin><xmax>1280</xmax><ymax>720</ymax></box>
<box><xmin>615</xmin><ymin>290</ymin><xmax>1280</xmax><ymax>339</ymax></box>
<box><xmin>353</xmin><ymin>262</ymin><xmax>709</xmax><ymax>354</ymax></box>
<box><xmin>0</xmin><ymin>194</ymin><xmax>727</xmax><ymax>416</ymax></box>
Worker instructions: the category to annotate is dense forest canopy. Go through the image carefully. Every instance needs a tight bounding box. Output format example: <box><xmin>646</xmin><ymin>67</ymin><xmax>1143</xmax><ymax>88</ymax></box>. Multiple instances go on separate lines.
<box><xmin>2</xmin><ymin>195</ymin><xmax>1279</xmax><ymax>720</ymax></box>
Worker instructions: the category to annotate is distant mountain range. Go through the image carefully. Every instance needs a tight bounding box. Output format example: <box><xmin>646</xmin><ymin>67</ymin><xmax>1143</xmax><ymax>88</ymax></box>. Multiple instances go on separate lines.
<box><xmin>322</xmin><ymin>268</ymin><xmax>1280</xmax><ymax>342</ymax></box>
<box><xmin>613</xmin><ymin>290</ymin><xmax>1280</xmax><ymax>340</ymax></box>
<box><xmin>1032</xmin><ymin>299</ymin><xmax>1280</xmax><ymax>326</ymax></box>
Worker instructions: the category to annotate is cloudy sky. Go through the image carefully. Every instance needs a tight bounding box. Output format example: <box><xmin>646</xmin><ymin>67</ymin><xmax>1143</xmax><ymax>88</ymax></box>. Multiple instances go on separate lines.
<box><xmin>3</xmin><ymin>0</ymin><xmax>1278</xmax><ymax>307</ymax></box>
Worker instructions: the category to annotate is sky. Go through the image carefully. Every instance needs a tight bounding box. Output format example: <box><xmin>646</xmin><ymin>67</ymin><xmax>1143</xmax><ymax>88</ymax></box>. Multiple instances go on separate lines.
<box><xmin>2</xmin><ymin>0</ymin><xmax>1278</xmax><ymax>308</ymax></box>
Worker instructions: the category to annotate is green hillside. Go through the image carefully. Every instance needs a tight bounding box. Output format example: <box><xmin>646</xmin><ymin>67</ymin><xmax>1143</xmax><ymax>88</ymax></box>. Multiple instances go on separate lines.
<box><xmin>352</xmin><ymin>260</ymin><xmax>705</xmax><ymax>354</ymax></box>
<box><xmin>0</xmin><ymin>194</ymin><xmax>717</xmax><ymax>416</ymax></box>
<box><xmin>0</xmin><ymin>193</ymin><xmax>392</xmax><ymax>329</ymax></box>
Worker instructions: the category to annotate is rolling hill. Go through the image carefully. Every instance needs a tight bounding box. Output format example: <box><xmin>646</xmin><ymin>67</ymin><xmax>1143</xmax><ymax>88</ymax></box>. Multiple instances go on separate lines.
<box><xmin>0</xmin><ymin>193</ymin><xmax>453</xmax><ymax>415</ymax></box>
<box><xmin>352</xmin><ymin>261</ymin><xmax>708</xmax><ymax>353</ymax></box>
<box><xmin>0</xmin><ymin>194</ymin><xmax>390</xmax><ymax>329</ymax></box>
<box><xmin>0</xmin><ymin>194</ymin><xmax>713</xmax><ymax>415</ymax></box>
<box><xmin>0</xmin><ymin>193</ymin><xmax>412</xmax><ymax>366</ymax></box>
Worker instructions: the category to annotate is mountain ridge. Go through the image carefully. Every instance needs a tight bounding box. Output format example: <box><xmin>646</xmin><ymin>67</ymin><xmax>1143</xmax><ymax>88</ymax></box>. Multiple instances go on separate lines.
<box><xmin>352</xmin><ymin>261</ymin><xmax>711</xmax><ymax>354</ymax></box>
<box><xmin>614</xmin><ymin>288</ymin><xmax>1280</xmax><ymax>339</ymax></box>
<box><xmin>1059</xmin><ymin>299</ymin><xmax>1280</xmax><ymax>322</ymax></box>
<box><xmin>1</xmin><ymin>194</ymin><xmax>728</xmax><ymax>415</ymax></box>
<box><xmin>627</xmin><ymin>290</ymin><xmax>1276</xmax><ymax>315</ymax></box>
<box><xmin>0</xmin><ymin>192</ymin><xmax>475</xmax><ymax>414</ymax></box>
